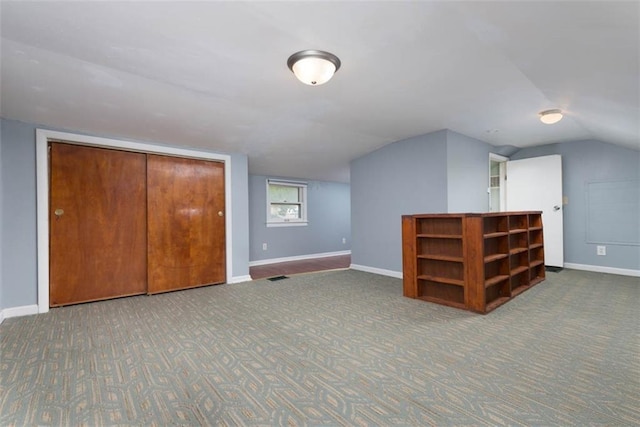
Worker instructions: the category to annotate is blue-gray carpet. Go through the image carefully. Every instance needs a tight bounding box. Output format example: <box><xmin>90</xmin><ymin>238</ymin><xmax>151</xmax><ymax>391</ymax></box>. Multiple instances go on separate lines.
<box><xmin>1</xmin><ymin>269</ymin><xmax>638</xmax><ymax>426</ymax></box>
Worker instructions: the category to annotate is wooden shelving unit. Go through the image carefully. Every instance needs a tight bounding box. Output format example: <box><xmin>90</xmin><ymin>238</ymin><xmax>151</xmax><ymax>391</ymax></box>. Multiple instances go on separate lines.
<box><xmin>402</xmin><ymin>211</ymin><xmax>545</xmax><ymax>314</ymax></box>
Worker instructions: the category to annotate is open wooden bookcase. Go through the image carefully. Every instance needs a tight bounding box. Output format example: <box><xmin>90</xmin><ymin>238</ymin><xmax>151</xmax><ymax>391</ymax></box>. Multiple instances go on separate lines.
<box><xmin>402</xmin><ymin>211</ymin><xmax>545</xmax><ymax>314</ymax></box>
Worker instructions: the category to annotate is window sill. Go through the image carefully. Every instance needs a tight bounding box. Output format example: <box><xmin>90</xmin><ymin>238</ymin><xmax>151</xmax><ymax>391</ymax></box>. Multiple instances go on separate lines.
<box><xmin>267</xmin><ymin>222</ymin><xmax>308</xmax><ymax>228</ymax></box>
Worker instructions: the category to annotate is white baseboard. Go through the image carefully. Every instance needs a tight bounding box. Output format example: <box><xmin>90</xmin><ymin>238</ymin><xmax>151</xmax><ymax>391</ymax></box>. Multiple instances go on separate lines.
<box><xmin>350</xmin><ymin>264</ymin><xmax>403</xmax><ymax>279</ymax></box>
<box><xmin>249</xmin><ymin>250</ymin><xmax>351</xmax><ymax>267</ymax></box>
<box><xmin>564</xmin><ymin>263</ymin><xmax>640</xmax><ymax>278</ymax></box>
<box><xmin>0</xmin><ymin>304</ymin><xmax>39</xmax><ymax>324</ymax></box>
<box><xmin>348</xmin><ymin>262</ymin><xmax>639</xmax><ymax>280</ymax></box>
<box><xmin>229</xmin><ymin>275</ymin><xmax>253</xmax><ymax>284</ymax></box>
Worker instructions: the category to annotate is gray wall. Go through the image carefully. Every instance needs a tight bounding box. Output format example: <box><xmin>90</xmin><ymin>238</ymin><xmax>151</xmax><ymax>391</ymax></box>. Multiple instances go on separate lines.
<box><xmin>446</xmin><ymin>130</ymin><xmax>494</xmax><ymax>212</ymax></box>
<box><xmin>1</xmin><ymin>119</ymin><xmax>38</xmax><ymax>309</ymax></box>
<box><xmin>248</xmin><ymin>175</ymin><xmax>350</xmax><ymax>262</ymax></box>
<box><xmin>350</xmin><ymin>129</ymin><xmax>497</xmax><ymax>273</ymax></box>
<box><xmin>511</xmin><ymin>140</ymin><xmax>640</xmax><ymax>271</ymax></box>
<box><xmin>229</xmin><ymin>154</ymin><xmax>250</xmax><ymax>279</ymax></box>
<box><xmin>0</xmin><ymin>122</ymin><xmax>4</xmax><ymax>310</ymax></box>
<box><xmin>350</xmin><ymin>130</ymin><xmax>450</xmax><ymax>272</ymax></box>
<box><xmin>0</xmin><ymin>118</ymin><xmax>250</xmax><ymax>310</ymax></box>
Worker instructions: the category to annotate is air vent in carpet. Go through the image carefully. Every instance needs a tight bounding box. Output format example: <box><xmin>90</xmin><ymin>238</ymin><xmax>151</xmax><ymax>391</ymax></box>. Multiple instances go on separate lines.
<box><xmin>267</xmin><ymin>275</ymin><xmax>288</xmax><ymax>281</ymax></box>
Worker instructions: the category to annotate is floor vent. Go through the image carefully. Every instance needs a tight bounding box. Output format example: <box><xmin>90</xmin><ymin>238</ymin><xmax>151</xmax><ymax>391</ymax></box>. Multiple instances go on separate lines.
<box><xmin>267</xmin><ymin>275</ymin><xmax>289</xmax><ymax>282</ymax></box>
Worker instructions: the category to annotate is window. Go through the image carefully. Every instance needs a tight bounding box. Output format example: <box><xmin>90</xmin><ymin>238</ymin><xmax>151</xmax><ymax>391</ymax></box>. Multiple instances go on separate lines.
<box><xmin>267</xmin><ymin>180</ymin><xmax>308</xmax><ymax>226</ymax></box>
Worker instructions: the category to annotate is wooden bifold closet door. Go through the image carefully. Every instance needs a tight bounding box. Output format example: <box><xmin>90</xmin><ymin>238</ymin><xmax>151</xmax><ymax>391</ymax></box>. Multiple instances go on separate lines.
<box><xmin>49</xmin><ymin>144</ymin><xmax>226</xmax><ymax>307</ymax></box>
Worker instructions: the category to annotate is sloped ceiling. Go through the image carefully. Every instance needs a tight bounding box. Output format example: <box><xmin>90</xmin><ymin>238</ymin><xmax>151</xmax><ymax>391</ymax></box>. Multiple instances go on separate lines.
<box><xmin>1</xmin><ymin>1</ymin><xmax>638</xmax><ymax>182</ymax></box>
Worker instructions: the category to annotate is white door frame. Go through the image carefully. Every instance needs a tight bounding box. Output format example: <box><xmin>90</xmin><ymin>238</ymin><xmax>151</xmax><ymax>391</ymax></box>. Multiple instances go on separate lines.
<box><xmin>489</xmin><ymin>153</ymin><xmax>508</xmax><ymax>212</ymax></box>
<box><xmin>36</xmin><ymin>129</ymin><xmax>234</xmax><ymax>313</ymax></box>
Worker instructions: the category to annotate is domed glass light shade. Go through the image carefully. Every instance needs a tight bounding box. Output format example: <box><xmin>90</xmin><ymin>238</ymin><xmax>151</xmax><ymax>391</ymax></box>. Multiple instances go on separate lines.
<box><xmin>539</xmin><ymin>109</ymin><xmax>563</xmax><ymax>124</ymax></box>
<box><xmin>287</xmin><ymin>50</ymin><xmax>341</xmax><ymax>86</ymax></box>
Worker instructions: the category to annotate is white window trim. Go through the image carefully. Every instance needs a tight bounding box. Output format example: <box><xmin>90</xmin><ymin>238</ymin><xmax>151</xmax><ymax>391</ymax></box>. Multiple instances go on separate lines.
<box><xmin>266</xmin><ymin>179</ymin><xmax>308</xmax><ymax>227</ymax></box>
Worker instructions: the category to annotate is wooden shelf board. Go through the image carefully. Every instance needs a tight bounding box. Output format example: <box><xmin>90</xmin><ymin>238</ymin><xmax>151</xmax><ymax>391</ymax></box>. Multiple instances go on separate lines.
<box><xmin>511</xmin><ymin>284</ymin><xmax>531</xmax><ymax>297</ymax></box>
<box><xmin>529</xmin><ymin>243</ymin><xmax>543</xmax><ymax>249</ymax></box>
<box><xmin>485</xmin><ymin>275</ymin><xmax>509</xmax><ymax>288</ymax></box>
<box><xmin>529</xmin><ymin>259</ymin><xmax>544</xmax><ymax>267</ymax></box>
<box><xmin>418</xmin><ymin>254</ymin><xmax>463</xmax><ymax>262</ymax></box>
<box><xmin>417</xmin><ymin>295</ymin><xmax>466</xmax><ymax>310</ymax></box>
<box><xmin>510</xmin><ymin>265</ymin><xmax>529</xmax><ymax>276</ymax></box>
<box><xmin>509</xmin><ymin>247</ymin><xmax>528</xmax><ymax>255</ymax></box>
<box><xmin>417</xmin><ymin>275</ymin><xmax>464</xmax><ymax>287</ymax></box>
<box><xmin>529</xmin><ymin>226</ymin><xmax>542</xmax><ymax>231</ymax></box>
<box><xmin>529</xmin><ymin>277</ymin><xmax>545</xmax><ymax>286</ymax></box>
<box><xmin>417</xmin><ymin>233</ymin><xmax>463</xmax><ymax>239</ymax></box>
<box><xmin>485</xmin><ymin>296</ymin><xmax>510</xmax><ymax>313</ymax></box>
<box><xmin>509</xmin><ymin>228</ymin><xmax>528</xmax><ymax>234</ymax></box>
<box><xmin>483</xmin><ymin>231</ymin><xmax>508</xmax><ymax>238</ymax></box>
<box><xmin>484</xmin><ymin>253</ymin><xmax>508</xmax><ymax>263</ymax></box>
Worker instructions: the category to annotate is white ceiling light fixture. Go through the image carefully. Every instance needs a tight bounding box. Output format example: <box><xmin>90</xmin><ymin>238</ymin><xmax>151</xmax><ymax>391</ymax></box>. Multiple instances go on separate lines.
<box><xmin>539</xmin><ymin>109</ymin><xmax>563</xmax><ymax>124</ymax></box>
<box><xmin>287</xmin><ymin>50</ymin><xmax>341</xmax><ymax>86</ymax></box>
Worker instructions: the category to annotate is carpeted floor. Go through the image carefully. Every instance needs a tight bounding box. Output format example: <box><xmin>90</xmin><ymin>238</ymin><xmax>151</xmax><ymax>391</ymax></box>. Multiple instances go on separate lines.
<box><xmin>1</xmin><ymin>269</ymin><xmax>639</xmax><ymax>426</ymax></box>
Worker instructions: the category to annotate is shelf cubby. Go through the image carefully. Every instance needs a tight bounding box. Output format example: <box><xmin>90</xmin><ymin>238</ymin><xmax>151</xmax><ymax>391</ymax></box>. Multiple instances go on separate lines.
<box><xmin>485</xmin><ymin>258</ymin><xmax>509</xmax><ymax>284</ymax></box>
<box><xmin>417</xmin><ymin>279</ymin><xmax>465</xmax><ymax>307</ymax></box>
<box><xmin>486</xmin><ymin>278</ymin><xmax>510</xmax><ymax>309</ymax></box>
<box><xmin>483</xmin><ymin>215</ymin><xmax>508</xmax><ymax>235</ymax></box>
<box><xmin>418</xmin><ymin>258</ymin><xmax>464</xmax><ymax>283</ymax></box>
<box><xmin>528</xmin><ymin>213</ymin><xmax>543</xmax><ymax>229</ymax></box>
<box><xmin>509</xmin><ymin>232</ymin><xmax>529</xmax><ymax>254</ymax></box>
<box><xmin>484</xmin><ymin>235</ymin><xmax>509</xmax><ymax>258</ymax></box>
<box><xmin>418</xmin><ymin>236</ymin><xmax>463</xmax><ymax>260</ymax></box>
<box><xmin>416</xmin><ymin>216</ymin><xmax>462</xmax><ymax>237</ymax></box>
<box><xmin>509</xmin><ymin>214</ymin><xmax>528</xmax><ymax>234</ymax></box>
<box><xmin>529</xmin><ymin>264</ymin><xmax>546</xmax><ymax>285</ymax></box>
<box><xmin>510</xmin><ymin>250</ymin><xmax>529</xmax><ymax>273</ymax></box>
<box><xmin>511</xmin><ymin>269</ymin><xmax>531</xmax><ymax>295</ymax></box>
<box><xmin>530</xmin><ymin>246</ymin><xmax>544</xmax><ymax>265</ymax></box>
<box><xmin>529</xmin><ymin>229</ymin><xmax>543</xmax><ymax>248</ymax></box>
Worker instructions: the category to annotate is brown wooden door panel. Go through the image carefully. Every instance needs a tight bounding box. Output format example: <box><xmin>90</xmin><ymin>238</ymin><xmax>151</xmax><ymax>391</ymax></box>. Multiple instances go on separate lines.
<box><xmin>147</xmin><ymin>155</ymin><xmax>226</xmax><ymax>293</ymax></box>
<box><xmin>49</xmin><ymin>143</ymin><xmax>147</xmax><ymax>306</ymax></box>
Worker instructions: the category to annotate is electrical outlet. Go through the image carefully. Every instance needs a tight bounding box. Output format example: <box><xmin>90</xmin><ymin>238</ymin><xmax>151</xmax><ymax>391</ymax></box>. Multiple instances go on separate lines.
<box><xmin>262</xmin><ymin>243</ymin><xmax>268</xmax><ymax>251</ymax></box>
<box><xmin>342</xmin><ymin>237</ymin><xmax>346</xmax><ymax>244</ymax></box>
<box><xmin>597</xmin><ymin>245</ymin><xmax>606</xmax><ymax>256</ymax></box>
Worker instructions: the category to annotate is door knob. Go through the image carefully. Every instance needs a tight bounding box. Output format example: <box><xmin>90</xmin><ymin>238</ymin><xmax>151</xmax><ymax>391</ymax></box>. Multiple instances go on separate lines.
<box><xmin>553</xmin><ymin>205</ymin><xmax>561</xmax><ymax>211</ymax></box>
<box><xmin>54</xmin><ymin>208</ymin><xmax>64</xmax><ymax>217</ymax></box>
<box><xmin>218</xmin><ymin>211</ymin><xmax>224</xmax><ymax>217</ymax></box>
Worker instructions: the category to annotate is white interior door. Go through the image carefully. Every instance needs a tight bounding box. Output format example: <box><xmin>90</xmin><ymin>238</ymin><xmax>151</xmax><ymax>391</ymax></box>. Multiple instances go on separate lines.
<box><xmin>506</xmin><ymin>155</ymin><xmax>564</xmax><ymax>268</ymax></box>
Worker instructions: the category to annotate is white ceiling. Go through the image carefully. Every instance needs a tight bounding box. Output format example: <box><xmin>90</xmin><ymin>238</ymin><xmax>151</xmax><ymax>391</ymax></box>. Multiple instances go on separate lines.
<box><xmin>1</xmin><ymin>1</ymin><xmax>638</xmax><ymax>182</ymax></box>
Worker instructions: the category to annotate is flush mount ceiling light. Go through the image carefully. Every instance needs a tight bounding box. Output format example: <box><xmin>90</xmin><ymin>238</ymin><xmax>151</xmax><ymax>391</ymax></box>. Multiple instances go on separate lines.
<box><xmin>539</xmin><ymin>109</ymin><xmax>563</xmax><ymax>124</ymax></box>
<box><xmin>287</xmin><ymin>50</ymin><xmax>341</xmax><ymax>86</ymax></box>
